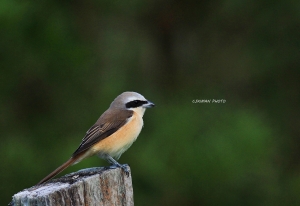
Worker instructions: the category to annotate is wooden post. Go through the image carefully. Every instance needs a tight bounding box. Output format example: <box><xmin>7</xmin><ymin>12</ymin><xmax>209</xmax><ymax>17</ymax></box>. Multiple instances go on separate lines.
<box><xmin>10</xmin><ymin>166</ymin><xmax>134</xmax><ymax>206</ymax></box>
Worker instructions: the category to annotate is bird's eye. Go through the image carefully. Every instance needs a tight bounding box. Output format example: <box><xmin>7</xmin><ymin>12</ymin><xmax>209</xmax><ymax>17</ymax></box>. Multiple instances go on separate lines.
<box><xmin>125</xmin><ymin>100</ymin><xmax>147</xmax><ymax>108</ymax></box>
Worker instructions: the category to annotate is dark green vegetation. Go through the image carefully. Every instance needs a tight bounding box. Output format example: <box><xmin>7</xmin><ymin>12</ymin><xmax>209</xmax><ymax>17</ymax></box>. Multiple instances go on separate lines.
<box><xmin>1</xmin><ymin>0</ymin><xmax>300</xmax><ymax>205</ymax></box>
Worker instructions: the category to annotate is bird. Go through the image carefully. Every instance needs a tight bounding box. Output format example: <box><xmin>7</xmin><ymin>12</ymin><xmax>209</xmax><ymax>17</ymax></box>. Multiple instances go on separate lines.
<box><xmin>37</xmin><ymin>91</ymin><xmax>155</xmax><ymax>184</ymax></box>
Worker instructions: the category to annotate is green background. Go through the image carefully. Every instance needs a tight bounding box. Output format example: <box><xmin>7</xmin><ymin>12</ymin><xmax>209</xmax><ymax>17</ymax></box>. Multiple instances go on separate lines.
<box><xmin>1</xmin><ymin>0</ymin><xmax>300</xmax><ymax>205</ymax></box>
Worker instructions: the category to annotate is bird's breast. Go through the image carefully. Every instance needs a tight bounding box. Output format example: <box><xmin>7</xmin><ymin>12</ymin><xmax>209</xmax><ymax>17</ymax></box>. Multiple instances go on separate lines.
<box><xmin>90</xmin><ymin>112</ymin><xmax>144</xmax><ymax>159</ymax></box>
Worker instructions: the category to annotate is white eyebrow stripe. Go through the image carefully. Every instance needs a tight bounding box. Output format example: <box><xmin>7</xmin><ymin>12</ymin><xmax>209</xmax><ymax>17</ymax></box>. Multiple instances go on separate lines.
<box><xmin>125</xmin><ymin>96</ymin><xmax>146</xmax><ymax>103</ymax></box>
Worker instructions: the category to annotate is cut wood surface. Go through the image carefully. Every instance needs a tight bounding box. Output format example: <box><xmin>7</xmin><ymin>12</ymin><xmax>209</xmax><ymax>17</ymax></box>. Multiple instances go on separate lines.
<box><xmin>10</xmin><ymin>166</ymin><xmax>134</xmax><ymax>206</ymax></box>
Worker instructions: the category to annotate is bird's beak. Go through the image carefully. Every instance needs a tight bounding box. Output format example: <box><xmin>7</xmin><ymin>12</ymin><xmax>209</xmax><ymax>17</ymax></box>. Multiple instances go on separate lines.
<box><xmin>143</xmin><ymin>100</ymin><xmax>155</xmax><ymax>108</ymax></box>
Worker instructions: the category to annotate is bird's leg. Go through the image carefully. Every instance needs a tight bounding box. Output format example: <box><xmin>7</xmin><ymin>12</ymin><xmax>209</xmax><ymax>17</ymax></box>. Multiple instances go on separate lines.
<box><xmin>102</xmin><ymin>154</ymin><xmax>130</xmax><ymax>177</ymax></box>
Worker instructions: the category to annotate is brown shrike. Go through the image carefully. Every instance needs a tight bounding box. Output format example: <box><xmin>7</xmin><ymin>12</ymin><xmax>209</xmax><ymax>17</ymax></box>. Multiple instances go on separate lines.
<box><xmin>38</xmin><ymin>91</ymin><xmax>155</xmax><ymax>184</ymax></box>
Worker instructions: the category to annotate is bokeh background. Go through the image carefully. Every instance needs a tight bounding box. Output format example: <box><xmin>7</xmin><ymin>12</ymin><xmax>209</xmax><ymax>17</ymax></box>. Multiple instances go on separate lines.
<box><xmin>1</xmin><ymin>0</ymin><xmax>300</xmax><ymax>205</ymax></box>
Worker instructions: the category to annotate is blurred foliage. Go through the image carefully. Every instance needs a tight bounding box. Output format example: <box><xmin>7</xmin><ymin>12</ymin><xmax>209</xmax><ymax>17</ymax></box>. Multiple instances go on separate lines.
<box><xmin>1</xmin><ymin>0</ymin><xmax>300</xmax><ymax>205</ymax></box>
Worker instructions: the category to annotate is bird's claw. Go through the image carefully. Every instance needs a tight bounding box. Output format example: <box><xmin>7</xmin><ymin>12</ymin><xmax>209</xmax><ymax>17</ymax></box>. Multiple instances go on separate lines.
<box><xmin>110</xmin><ymin>164</ymin><xmax>130</xmax><ymax>177</ymax></box>
<box><xmin>120</xmin><ymin>164</ymin><xmax>130</xmax><ymax>177</ymax></box>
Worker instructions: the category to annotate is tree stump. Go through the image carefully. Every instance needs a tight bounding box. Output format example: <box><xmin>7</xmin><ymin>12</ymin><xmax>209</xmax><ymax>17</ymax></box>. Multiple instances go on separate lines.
<box><xmin>10</xmin><ymin>166</ymin><xmax>134</xmax><ymax>206</ymax></box>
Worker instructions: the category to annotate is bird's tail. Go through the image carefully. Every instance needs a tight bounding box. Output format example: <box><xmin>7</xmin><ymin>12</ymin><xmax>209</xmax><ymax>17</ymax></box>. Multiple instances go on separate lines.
<box><xmin>37</xmin><ymin>157</ymin><xmax>77</xmax><ymax>185</ymax></box>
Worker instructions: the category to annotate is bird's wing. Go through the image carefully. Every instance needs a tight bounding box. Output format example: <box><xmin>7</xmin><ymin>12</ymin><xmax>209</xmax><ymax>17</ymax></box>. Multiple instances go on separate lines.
<box><xmin>72</xmin><ymin>109</ymin><xmax>133</xmax><ymax>157</ymax></box>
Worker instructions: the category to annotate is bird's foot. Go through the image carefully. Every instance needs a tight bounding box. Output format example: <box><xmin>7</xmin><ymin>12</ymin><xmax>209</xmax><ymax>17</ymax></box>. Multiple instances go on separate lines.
<box><xmin>110</xmin><ymin>163</ymin><xmax>130</xmax><ymax>177</ymax></box>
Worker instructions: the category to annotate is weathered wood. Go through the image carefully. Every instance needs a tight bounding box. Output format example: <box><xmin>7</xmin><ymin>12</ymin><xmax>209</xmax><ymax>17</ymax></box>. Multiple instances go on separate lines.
<box><xmin>10</xmin><ymin>166</ymin><xmax>134</xmax><ymax>206</ymax></box>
